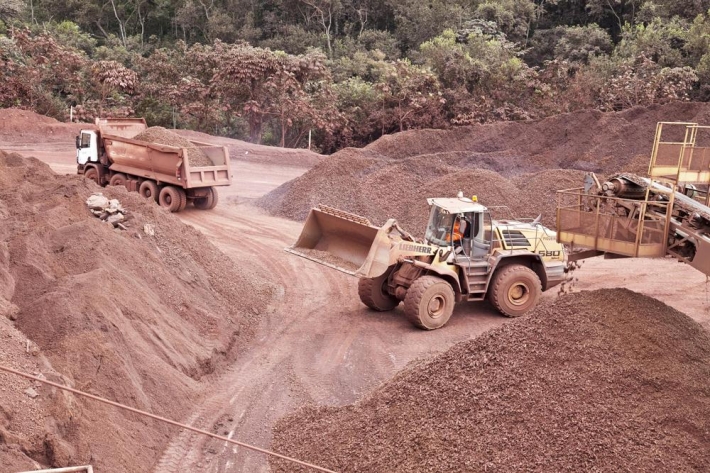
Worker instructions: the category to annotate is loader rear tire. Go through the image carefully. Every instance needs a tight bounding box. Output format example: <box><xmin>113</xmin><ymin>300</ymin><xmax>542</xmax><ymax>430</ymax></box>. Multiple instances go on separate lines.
<box><xmin>84</xmin><ymin>167</ymin><xmax>100</xmax><ymax>185</ymax></box>
<box><xmin>404</xmin><ymin>275</ymin><xmax>455</xmax><ymax>330</ymax></box>
<box><xmin>139</xmin><ymin>181</ymin><xmax>159</xmax><ymax>202</ymax></box>
<box><xmin>489</xmin><ymin>264</ymin><xmax>541</xmax><ymax>318</ymax></box>
<box><xmin>358</xmin><ymin>272</ymin><xmax>398</xmax><ymax>311</ymax></box>
<box><xmin>193</xmin><ymin>187</ymin><xmax>218</xmax><ymax>210</ymax></box>
<box><xmin>109</xmin><ymin>173</ymin><xmax>127</xmax><ymax>188</ymax></box>
<box><xmin>159</xmin><ymin>186</ymin><xmax>186</xmax><ymax>213</ymax></box>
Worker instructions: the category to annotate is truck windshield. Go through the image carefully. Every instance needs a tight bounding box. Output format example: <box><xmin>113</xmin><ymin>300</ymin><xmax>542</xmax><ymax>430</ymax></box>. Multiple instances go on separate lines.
<box><xmin>425</xmin><ymin>206</ymin><xmax>455</xmax><ymax>247</ymax></box>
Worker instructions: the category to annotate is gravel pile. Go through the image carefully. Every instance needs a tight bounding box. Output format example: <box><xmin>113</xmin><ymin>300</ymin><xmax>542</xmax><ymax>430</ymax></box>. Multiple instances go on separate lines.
<box><xmin>272</xmin><ymin>289</ymin><xmax>710</xmax><ymax>472</ymax></box>
<box><xmin>258</xmin><ymin>155</ymin><xmax>584</xmax><ymax>235</ymax></box>
<box><xmin>134</xmin><ymin>126</ymin><xmax>214</xmax><ymax>167</ymax></box>
<box><xmin>0</xmin><ymin>151</ymin><xmax>272</xmax><ymax>471</ymax></box>
<box><xmin>258</xmin><ymin>102</ymin><xmax>710</xmax><ymax>231</ymax></box>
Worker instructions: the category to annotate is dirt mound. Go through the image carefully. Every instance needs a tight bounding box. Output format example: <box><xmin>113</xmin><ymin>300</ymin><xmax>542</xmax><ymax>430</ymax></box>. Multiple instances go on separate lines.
<box><xmin>366</xmin><ymin>102</ymin><xmax>710</xmax><ymax>170</ymax></box>
<box><xmin>272</xmin><ymin>289</ymin><xmax>710</xmax><ymax>472</ymax></box>
<box><xmin>257</xmin><ymin>152</ymin><xmax>583</xmax><ymax>233</ymax></box>
<box><xmin>0</xmin><ymin>151</ymin><xmax>272</xmax><ymax>471</ymax></box>
<box><xmin>134</xmin><ymin>126</ymin><xmax>214</xmax><ymax>166</ymax></box>
<box><xmin>0</xmin><ymin>108</ymin><xmax>85</xmax><ymax>142</ymax></box>
<box><xmin>258</xmin><ymin>102</ymin><xmax>710</xmax><ymax>229</ymax></box>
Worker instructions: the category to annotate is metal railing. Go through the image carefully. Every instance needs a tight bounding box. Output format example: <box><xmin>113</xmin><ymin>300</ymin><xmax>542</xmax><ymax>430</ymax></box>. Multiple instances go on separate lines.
<box><xmin>648</xmin><ymin>122</ymin><xmax>710</xmax><ymax>206</ymax></box>
<box><xmin>555</xmin><ymin>187</ymin><xmax>674</xmax><ymax>258</ymax></box>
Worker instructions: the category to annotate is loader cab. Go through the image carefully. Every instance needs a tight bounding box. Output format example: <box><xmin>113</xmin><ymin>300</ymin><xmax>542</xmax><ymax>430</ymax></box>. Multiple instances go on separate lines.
<box><xmin>76</xmin><ymin>130</ymin><xmax>99</xmax><ymax>165</ymax></box>
<box><xmin>425</xmin><ymin>196</ymin><xmax>492</xmax><ymax>259</ymax></box>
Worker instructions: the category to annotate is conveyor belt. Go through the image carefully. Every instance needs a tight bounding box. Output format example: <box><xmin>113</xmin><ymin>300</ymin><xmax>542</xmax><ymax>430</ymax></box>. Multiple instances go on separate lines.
<box><xmin>609</xmin><ymin>173</ymin><xmax>710</xmax><ymax>223</ymax></box>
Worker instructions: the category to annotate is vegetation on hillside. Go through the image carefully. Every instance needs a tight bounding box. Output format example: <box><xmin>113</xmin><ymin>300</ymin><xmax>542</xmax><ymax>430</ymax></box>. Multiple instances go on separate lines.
<box><xmin>1</xmin><ymin>0</ymin><xmax>710</xmax><ymax>151</ymax></box>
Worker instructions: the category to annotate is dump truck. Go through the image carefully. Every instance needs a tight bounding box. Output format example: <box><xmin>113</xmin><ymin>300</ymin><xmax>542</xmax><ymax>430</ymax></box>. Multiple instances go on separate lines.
<box><xmin>287</xmin><ymin>198</ymin><xmax>567</xmax><ymax>330</ymax></box>
<box><xmin>556</xmin><ymin>121</ymin><xmax>710</xmax><ymax>275</ymax></box>
<box><xmin>76</xmin><ymin>118</ymin><xmax>231</xmax><ymax>212</ymax></box>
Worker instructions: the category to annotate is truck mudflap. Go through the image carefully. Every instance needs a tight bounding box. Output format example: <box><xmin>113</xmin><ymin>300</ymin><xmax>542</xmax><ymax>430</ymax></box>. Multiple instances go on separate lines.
<box><xmin>286</xmin><ymin>205</ymin><xmax>418</xmax><ymax>277</ymax></box>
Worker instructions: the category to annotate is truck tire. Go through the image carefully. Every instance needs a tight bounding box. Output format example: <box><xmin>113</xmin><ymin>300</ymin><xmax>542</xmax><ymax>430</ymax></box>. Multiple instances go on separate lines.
<box><xmin>84</xmin><ymin>167</ymin><xmax>100</xmax><ymax>185</ymax></box>
<box><xmin>358</xmin><ymin>271</ymin><xmax>399</xmax><ymax>311</ymax></box>
<box><xmin>109</xmin><ymin>173</ymin><xmax>127</xmax><ymax>188</ymax></box>
<box><xmin>139</xmin><ymin>181</ymin><xmax>159</xmax><ymax>202</ymax></box>
<box><xmin>404</xmin><ymin>275</ymin><xmax>455</xmax><ymax>330</ymax></box>
<box><xmin>193</xmin><ymin>187</ymin><xmax>218</xmax><ymax>210</ymax></box>
<box><xmin>489</xmin><ymin>264</ymin><xmax>541</xmax><ymax>318</ymax></box>
<box><xmin>159</xmin><ymin>186</ymin><xmax>186</xmax><ymax>213</ymax></box>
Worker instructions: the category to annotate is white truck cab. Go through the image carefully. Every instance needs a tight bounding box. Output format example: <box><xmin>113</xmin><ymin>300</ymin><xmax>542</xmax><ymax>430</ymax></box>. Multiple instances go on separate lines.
<box><xmin>76</xmin><ymin>130</ymin><xmax>99</xmax><ymax>165</ymax></box>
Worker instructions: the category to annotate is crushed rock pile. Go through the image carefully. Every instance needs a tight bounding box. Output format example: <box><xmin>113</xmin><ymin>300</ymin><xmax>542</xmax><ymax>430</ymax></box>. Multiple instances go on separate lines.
<box><xmin>0</xmin><ymin>151</ymin><xmax>272</xmax><ymax>471</ymax></box>
<box><xmin>134</xmin><ymin>126</ymin><xmax>214</xmax><ymax>167</ymax></box>
<box><xmin>257</xmin><ymin>153</ymin><xmax>585</xmax><ymax>232</ymax></box>
<box><xmin>257</xmin><ymin>102</ymin><xmax>710</xmax><ymax>230</ymax></box>
<box><xmin>272</xmin><ymin>289</ymin><xmax>710</xmax><ymax>472</ymax></box>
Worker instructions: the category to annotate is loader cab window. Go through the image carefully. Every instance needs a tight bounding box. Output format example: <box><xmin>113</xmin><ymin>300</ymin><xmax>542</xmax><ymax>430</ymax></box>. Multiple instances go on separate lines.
<box><xmin>425</xmin><ymin>206</ymin><xmax>456</xmax><ymax>247</ymax></box>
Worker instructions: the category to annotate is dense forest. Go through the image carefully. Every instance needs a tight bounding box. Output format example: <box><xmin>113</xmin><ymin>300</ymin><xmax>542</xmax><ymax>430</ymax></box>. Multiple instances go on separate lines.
<box><xmin>1</xmin><ymin>0</ymin><xmax>710</xmax><ymax>151</ymax></box>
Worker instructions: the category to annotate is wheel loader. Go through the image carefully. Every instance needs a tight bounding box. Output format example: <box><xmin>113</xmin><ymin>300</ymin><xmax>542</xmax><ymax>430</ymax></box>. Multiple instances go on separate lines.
<box><xmin>287</xmin><ymin>195</ymin><xmax>567</xmax><ymax>330</ymax></box>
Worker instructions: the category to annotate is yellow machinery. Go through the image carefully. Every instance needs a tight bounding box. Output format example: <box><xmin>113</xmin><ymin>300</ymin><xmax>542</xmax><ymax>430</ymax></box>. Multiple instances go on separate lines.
<box><xmin>288</xmin><ymin>195</ymin><xmax>567</xmax><ymax>330</ymax></box>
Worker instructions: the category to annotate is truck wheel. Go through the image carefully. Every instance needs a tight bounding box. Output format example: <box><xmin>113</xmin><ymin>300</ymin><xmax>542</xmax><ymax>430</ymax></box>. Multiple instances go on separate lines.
<box><xmin>139</xmin><ymin>181</ymin><xmax>159</xmax><ymax>202</ymax></box>
<box><xmin>404</xmin><ymin>275</ymin><xmax>455</xmax><ymax>330</ymax></box>
<box><xmin>193</xmin><ymin>187</ymin><xmax>218</xmax><ymax>210</ymax></box>
<box><xmin>358</xmin><ymin>271</ymin><xmax>398</xmax><ymax>311</ymax></box>
<box><xmin>490</xmin><ymin>264</ymin><xmax>541</xmax><ymax>318</ymax></box>
<box><xmin>84</xmin><ymin>168</ymin><xmax>100</xmax><ymax>185</ymax></box>
<box><xmin>109</xmin><ymin>173</ymin><xmax>127</xmax><ymax>188</ymax></box>
<box><xmin>159</xmin><ymin>186</ymin><xmax>186</xmax><ymax>213</ymax></box>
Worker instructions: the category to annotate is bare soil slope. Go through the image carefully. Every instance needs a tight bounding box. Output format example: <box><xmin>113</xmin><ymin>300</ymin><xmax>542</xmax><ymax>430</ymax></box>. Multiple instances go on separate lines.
<box><xmin>272</xmin><ymin>289</ymin><xmax>710</xmax><ymax>472</ymax></box>
<box><xmin>258</xmin><ymin>102</ymin><xmax>710</xmax><ymax>230</ymax></box>
<box><xmin>0</xmin><ymin>151</ymin><xmax>272</xmax><ymax>471</ymax></box>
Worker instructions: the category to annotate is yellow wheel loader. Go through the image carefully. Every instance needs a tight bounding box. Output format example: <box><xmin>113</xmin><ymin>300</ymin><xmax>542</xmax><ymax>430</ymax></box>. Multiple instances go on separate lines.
<box><xmin>287</xmin><ymin>195</ymin><xmax>567</xmax><ymax>330</ymax></box>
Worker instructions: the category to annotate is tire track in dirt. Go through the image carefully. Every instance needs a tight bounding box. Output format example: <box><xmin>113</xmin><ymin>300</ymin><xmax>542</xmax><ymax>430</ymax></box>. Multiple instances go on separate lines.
<box><xmin>152</xmin><ymin>204</ymin><xmax>360</xmax><ymax>472</ymax></box>
<box><xmin>153</xmin><ymin>203</ymin><xmax>514</xmax><ymax>472</ymax></box>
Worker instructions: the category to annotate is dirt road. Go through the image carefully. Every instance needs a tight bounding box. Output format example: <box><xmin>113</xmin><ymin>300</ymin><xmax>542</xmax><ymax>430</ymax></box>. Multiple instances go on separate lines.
<box><xmin>152</xmin><ymin>187</ymin><xmax>508</xmax><ymax>472</ymax></box>
<box><xmin>10</xmin><ymin>141</ymin><xmax>710</xmax><ymax>472</ymax></box>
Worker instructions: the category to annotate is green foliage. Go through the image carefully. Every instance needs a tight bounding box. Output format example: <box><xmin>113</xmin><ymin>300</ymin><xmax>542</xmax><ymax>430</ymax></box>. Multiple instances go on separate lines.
<box><xmin>473</xmin><ymin>0</ymin><xmax>535</xmax><ymax>42</ymax></box>
<box><xmin>615</xmin><ymin>17</ymin><xmax>689</xmax><ymax>67</ymax></box>
<box><xmin>4</xmin><ymin>0</ymin><xmax>710</xmax><ymax>152</ymax></box>
<box><xmin>553</xmin><ymin>24</ymin><xmax>613</xmax><ymax>64</ymax></box>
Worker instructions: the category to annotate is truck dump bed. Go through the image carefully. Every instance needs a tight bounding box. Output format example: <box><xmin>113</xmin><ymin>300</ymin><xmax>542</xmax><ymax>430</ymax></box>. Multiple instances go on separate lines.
<box><xmin>96</xmin><ymin>118</ymin><xmax>231</xmax><ymax>189</ymax></box>
<box><xmin>95</xmin><ymin>117</ymin><xmax>148</xmax><ymax>139</ymax></box>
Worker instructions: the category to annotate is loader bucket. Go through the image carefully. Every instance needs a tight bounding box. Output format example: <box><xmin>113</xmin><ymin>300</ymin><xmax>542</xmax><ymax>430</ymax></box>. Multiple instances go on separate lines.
<box><xmin>286</xmin><ymin>206</ymin><xmax>381</xmax><ymax>276</ymax></box>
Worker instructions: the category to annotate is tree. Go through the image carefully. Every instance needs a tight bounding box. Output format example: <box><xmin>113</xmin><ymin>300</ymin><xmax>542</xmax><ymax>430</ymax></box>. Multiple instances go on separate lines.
<box><xmin>299</xmin><ymin>0</ymin><xmax>343</xmax><ymax>58</ymax></box>
<box><xmin>373</xmin><ymin>60</ymin><xmax>446</xmax><ymax>134</ymax></box>
<box><xmin>0</xmin><ymin>0</ymin><xmax>23</xmax><ymax>23</ymax></box>
<box><xmin>91</xmin><ymin>60</ymin><xmax>138</xmax><ymax>116</ymax></box>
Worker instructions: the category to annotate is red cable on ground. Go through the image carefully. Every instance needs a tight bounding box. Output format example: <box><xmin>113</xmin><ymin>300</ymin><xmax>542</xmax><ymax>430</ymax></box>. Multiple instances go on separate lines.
<box><xmin>0</xmin><ymin>365</ymin><xmax>337</xmax><ymax>473</ymax></box>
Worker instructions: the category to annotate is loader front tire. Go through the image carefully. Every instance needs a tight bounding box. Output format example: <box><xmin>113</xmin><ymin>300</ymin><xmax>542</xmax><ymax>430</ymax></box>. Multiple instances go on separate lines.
<box><xmin>490</xmin><ymin>264</ymin><xmax>541</xmax><ymax>318</ymax></box>
<box><xmin>404</xmin><ymin>275</ymin><xmax>455</xmax><ymax>330</ymax></box>
<box><xmin>159</xmin><ymin>186</ymin><xmax>186</xmax><ymax>213</ymax></box>
<box><xmin>358</xmin><ymin>272</ymin><xmax>398</xmax><ymax>312</ymax></box>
